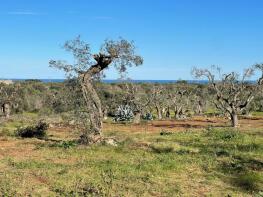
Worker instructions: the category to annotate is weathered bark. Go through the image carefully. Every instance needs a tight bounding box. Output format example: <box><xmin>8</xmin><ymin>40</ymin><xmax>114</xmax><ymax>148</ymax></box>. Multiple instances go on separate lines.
<box><xmin>165</xmin><ymin>107</ymin><xmax>170</xmax><ymax>118</ymax></box>
<box><xmin>174</xmin><ymin>106</ymin><xmax>179</xmax><ymax>119</ymax></box>
<box><xmin>80</xmin><ymin>76</ymin><xmax>103</xmax><ymax>135</ymax></box>
<box><xmin>102</xmin><ymin>108</ymin><xmax>108</xmax><ymax>120</ymax></box>
<box><xmin>230</xmin><ymin>112</ymin><xmax>238</xmax><ymax>128</ymax></box>
<box><xmin>50</xmin><ymin>38</ymin><xmax>143</xmax><ymax>145</ymax></box>
<box><xmin>162</xmin><ymin>107</ymin><xmax>166</xmax><ymax>117</ymax></box>
<box><xmin>2</xmin><ymin>103</ymin><xmax>10</xmax><ymax>119</ymax></box>
<box><xmin>79</xmin><ymin>54</ymin><xmax>112</xmax><ymax>143</ymax></box>
<box><xmin>133</xmin><ymin>111</ymin><xmax>141</xmax><ymax>124</ymax></box>
<box><xmin>156</xmin><ymin>106</ymin><xmax>162</xmax><ymax>120</ymax></box>
<box><xmin>196</xmin><ymin>101</ymin><xmax>203</xmax><ymax>115</ymax></box>
<box><xmin>174</xmin><ymin>106</ymin><xmax>182</xmax><ymax>119</ymax></box>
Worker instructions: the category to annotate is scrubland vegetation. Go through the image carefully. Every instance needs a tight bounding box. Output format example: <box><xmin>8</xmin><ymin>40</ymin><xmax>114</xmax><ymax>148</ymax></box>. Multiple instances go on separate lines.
<box><xmin>0</xmin><ymin>37</ymin><xmax>262</xmax><ymax>196</ymax></box>
<box><xmin>0</xmin><ymin>80</ymin><xmax>262</xmax><ymax>196</ymax></box>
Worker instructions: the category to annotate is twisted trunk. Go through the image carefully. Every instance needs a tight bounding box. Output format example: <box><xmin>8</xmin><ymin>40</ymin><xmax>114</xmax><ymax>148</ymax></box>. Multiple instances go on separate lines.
<box><xmin>79</xmin><ymin>75</ymin><xmax>103</xmax><ymax>142</ymax></box>
<box><xmin>174</xmin><ymin>106</ymin><xmax>182</xmax><ymax>119</ymax></box>
<box><xmin>79</xmin><ymin>54</ymin><xmax>112</xmax><ymax>143</ymax></box>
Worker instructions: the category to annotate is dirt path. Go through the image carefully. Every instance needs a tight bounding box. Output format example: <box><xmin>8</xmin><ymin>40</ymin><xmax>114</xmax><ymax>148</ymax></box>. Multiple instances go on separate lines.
<box><xmin>104</xmin><ymin>116</ymin><xmax>263</xmax><ymax>133</ymax></box>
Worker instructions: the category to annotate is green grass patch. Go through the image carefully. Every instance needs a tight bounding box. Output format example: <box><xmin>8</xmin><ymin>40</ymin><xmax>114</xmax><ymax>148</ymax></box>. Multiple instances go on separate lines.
<box><xmin>0</xmin><ymin>123</ymin><xmax>262</xmax><ymax>196</ymax></box>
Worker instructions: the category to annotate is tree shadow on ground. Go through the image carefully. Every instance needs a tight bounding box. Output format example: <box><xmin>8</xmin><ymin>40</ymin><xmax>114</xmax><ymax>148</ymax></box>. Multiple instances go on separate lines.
<box><xmin>219</xmin><ymin>156</ymin><xmax>263</xmax><ymax>192</ymax></box>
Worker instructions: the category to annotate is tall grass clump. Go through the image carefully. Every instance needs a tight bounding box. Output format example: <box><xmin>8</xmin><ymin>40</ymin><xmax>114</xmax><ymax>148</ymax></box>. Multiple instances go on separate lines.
<box><xmin>234</xmin><ymin>172</ymin><xmax>263</xmax><ymax>192</ymax></box>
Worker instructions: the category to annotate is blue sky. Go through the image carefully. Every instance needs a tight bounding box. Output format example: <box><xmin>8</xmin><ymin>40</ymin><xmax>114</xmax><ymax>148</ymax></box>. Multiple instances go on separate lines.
<box><xmin>0</xmin><ymin>0</ymin><xmax>263</xmax><ymax>80</ymax></box>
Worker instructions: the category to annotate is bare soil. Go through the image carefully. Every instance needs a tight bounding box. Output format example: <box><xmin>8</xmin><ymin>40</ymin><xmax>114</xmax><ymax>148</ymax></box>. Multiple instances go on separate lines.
<box><xmin>104</xmin><ymin>115</ymin><xmax>263</xmax><ymax>133</ymax></box>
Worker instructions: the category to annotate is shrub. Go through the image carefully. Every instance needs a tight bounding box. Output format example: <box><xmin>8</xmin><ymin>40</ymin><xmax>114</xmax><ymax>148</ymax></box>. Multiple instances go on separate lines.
<box><xmin>150</xmin><ymin>145</ymin><xmax>174</xmax><ymax>153</ymax></box>
<box><xmin>53</xmin><ymin>183</ymin><xmax>103</xmax><ymax>196</ymax></box>
<box><xmin>234</xmin><ymin>172</ymin><xmax>262</xmax><ymax>191</ymax></box>
<box><xmin>50</xmin><ymin>141</ymin><xmax>77</xmax><ymax>149</ymax></box>
<box><xmin>150</xmin><ymin>142</ymin><xmax>178</xmax><ymax>154</ymax></box>
<box><xmin>176</xmin><ymin>149</ymin><xmax>190</xmax><ymax>155</ymax></box>
<box><xmin>206</xmin><ymin>128</ymin><xmax>242</xmax><ymax>141</ymax></box>
<box><xmin>16</xmin><ymin>121</ymin><xmax>48</xmax><ymax>139</ymax></box>
<box><xmin>160</xmin><ymin>130</ymin><xmax>173</xmax><ymax>136</ymax></box>
<box><xmin>0</xmin><ymin>128</ymin><xmax>12</xmax><ymax>137</ymax></box>
<box><xmin>142</xmin><ymin>113</ymin><xmax>154</xmax><ymax>121</ymax></box>
<box><xmin>113</xmin><ymin>105</ymin><xmax>134</xmax><ymax>122</ymax></box>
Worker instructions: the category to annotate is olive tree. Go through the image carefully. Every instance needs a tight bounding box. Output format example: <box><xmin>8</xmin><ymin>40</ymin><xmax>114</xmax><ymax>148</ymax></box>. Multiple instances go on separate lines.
<box><xmin>168</xmin><ymin>89</ymin><xmax>191</xmax><ymax>119</ymax></box>
<box><xmin>0</xmin><ymin>83</ymin><xmax>19</xmax><ymax>118</ymax></box>
<box><xmin>121</xmin><ymin>83</ymin><xmax>149</xmax><ymax>123</ymax></box>
<box><xmin>191</xmin><ymin>85</ymin><xmax>209</xmax><ymax>115</ymax></box>
<box><xmin>50</xmin><ymin>36</ymin><xmax>143</xmax><ymax>143</ymax></box>
<box><xmin>148</xmin><ymin>85</ymin><xmax>166</xmax><ymax>120</ymax></box>
<box><xmin>254</xmin><ymin>63</ymin><xmax>263</xmax><ymax>85</ymax></box>
<box><xmin>252</xmin><ymin>63</ymin><xmax>263</xmax><ymax>112</ymax></box>
<box><xmin>192</xmin><ymin>66</ymin><xmax>256</xmax><ymax>127</ymax></box>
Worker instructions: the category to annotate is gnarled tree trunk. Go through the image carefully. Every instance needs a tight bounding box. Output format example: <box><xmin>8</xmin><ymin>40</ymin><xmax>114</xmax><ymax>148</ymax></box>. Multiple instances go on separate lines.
<box><xmin>133</xmin><ymin>111</ymin><xmax>141</xmax><ymax>124</ymax></box>
<box><xmin>2</xmin><ymin>103</ymin><xmax>10</xmax><ymax>119</ymax></box>
<box><xmin>102</xmin><ymin>108</ymin><xmax>108</xmax><ymax>120</ymax></box>
<box><xmin>230</xmin><ymin>112</ymin><xmax>238</xmax><ymax>128</ymax></box>
<box><xmin>196</xmin><ymin>101</ymin><xmax>203</xmax><ymax>115</ymax></box>
<box><xmin>79</xmin><ymin>55</ymin><xmax>112</xmax><ymax>143</ymax></box>
<box><xmin>50</xmin><ymin>37</ymin><xmax>143</xmax><ymax>145</ymax></box>
<box><xmin>156</xmin><ymin>106</ymin><xmax>162</xmax><ymax>120</ymax></box>
<box><xmin>165</xmin><ymin>107</ymin><xmax>170</xmax><ymax>118</ymax></box>
<box><xmin>174</xmin><ymin>106</ymin><xmax>182</xmax><ymax>119</ymax></box>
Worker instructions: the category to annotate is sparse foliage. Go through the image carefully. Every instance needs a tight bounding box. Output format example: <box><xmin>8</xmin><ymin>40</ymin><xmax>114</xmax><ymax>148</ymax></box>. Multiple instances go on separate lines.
<box><xmin>50</xmin><ymin>36</ymin><xmax>143</xmax><ymax>144</ymax></box>
<box><xmin>192</xmin><ymin>66</ymin><xmax>257</xmax><ymax>127</ymax></box>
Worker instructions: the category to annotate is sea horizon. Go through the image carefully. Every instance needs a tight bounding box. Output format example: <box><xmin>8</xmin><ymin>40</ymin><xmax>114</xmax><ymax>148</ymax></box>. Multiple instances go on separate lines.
<box><xmin>0</xmin><ymin>78</ymin><xmax>257</xmax><ymax>84</ymax></box>
<box><xmin>0</xmin><ymin>78</ymin><xmax>210</xmax><ymax>84</ymax></box>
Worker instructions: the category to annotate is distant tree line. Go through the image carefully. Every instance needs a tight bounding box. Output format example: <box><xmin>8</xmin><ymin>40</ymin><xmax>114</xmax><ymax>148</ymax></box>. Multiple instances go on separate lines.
<box><xmin>1</xmin><ymin>77</ymin><xmax>263</xmax><ymax>124</ymax></box>
<box><xmin>1</xmin><ymin>36</ymin><xmax>263</xmax><ymax>144</ymax></box>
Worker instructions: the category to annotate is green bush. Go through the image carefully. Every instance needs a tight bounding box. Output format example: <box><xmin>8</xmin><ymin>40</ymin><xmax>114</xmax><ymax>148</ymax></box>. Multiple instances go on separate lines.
<box><xmin>0</xmin><ymin>128</ymin><xmax>12</xmax><ymax>137</ymax></box>
<box><xmin>16</xmin><ymin>121</ymin><xmax>48</xmax><ymax>139</ymax></box>
<box><xmin>234</xmin><ymin>172</ymin><xmax>262</xmax><ymax>191</ymax></box>
<box><xmin>206</xmin><ymin>128</ymin><xmax>242</xmax><ymax>141</ymax></box>
<box><xmin>150</xmin><ymin>144</ymin><xmax>174</xmax><ymax>153</ymax></box>
<box><xmin>50</xmin><ymin>141</ymin><xmax>77</xmax><ymax>149</ymax></box>
<box><xmin>142</xmin><ymin>113</ymin><xmax>154</xmax><ymax>121</ymax></box>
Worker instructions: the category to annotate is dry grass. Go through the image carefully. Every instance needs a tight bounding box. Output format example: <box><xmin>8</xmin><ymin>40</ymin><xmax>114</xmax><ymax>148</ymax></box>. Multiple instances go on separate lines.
<box><xmin>0</xmin><ymin>114</ymin><xmax>262</xmax><ymax>196</ymax></box>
